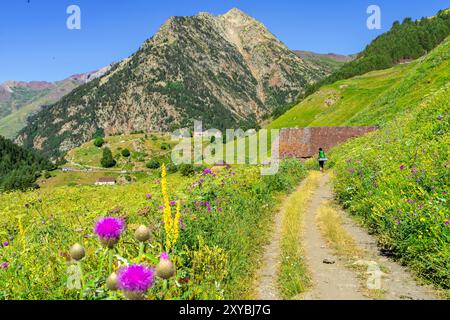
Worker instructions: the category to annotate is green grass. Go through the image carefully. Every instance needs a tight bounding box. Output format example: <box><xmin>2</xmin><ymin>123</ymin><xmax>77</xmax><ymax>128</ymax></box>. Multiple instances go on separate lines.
<box><xmin>0</xmin><ymin>159</ymin><xmax>307</xmax><ymax>300</ymax></box>
<box><xmin>67</xmin><ymin>133</ymin><xmax>177</xmax><ymax>169</ymax></box>
<box><xmin>330</xmin><ymin>38</ymin><xmax>450</xmax><ymax>293</ymax></box>
<box><xmin>278</xmin><ymin>171</ymin><xmax>320</xmax><ymax>299</ymax></box>
<box><xmin>268</xmin><ymin>39</ymin><xmax>448</xmax><ymax>130</ymax></box>
<box><xmin>268</xmin><ymin>64</ymin><xmax>410</xmax><ymax>129</ymax></box>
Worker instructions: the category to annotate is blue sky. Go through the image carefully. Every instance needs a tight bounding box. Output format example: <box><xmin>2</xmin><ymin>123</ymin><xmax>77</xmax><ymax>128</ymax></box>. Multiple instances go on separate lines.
<box><xmin>0</xmin><ymin>0</ymin><xmax>448</xmax><ymax>82</ymax></box>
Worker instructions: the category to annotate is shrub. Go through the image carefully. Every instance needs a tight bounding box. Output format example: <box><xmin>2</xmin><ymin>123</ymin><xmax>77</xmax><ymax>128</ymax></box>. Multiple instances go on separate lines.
<box><xmin>94</xmin><ymin>137</ymin><xmax>105</xmax><ymax>148</ymax></box>
<box><xmin>146</xmin><ymin>159</ymin><xmax>160</xmax><ymax>169</ymax></box>
<box><xmin>179</xmin><ymin>164</ymin><xmax>195</xmax><ymax>177</ymax></box>
<box><xmin>166</xmin><ymin>163</ymin><xmax>178</xmax><ymax>173</ymax></box>
<box><xmin>121</xmin><ymin>149</ymin><xmax>131</xmax><ymax>158</ymax></box>
<box><xmin>193</xmin><ymin>165</ymin><xmax>207</xmax><ymax>173</ymax></box>
<box><xmin>160</xmin><ymin>143</ymin><xmax>170</xmax><ymax>150</ymax></box>
<box><xmin>101</xmin><ymin>147</ymin><xmax>116</xmax><ymax>168</ymax></box>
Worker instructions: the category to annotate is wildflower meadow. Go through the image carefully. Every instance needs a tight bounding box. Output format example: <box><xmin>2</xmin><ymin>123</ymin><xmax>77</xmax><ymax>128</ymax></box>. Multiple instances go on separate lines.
<box><xmin>0</xmin><ymin>160</ymin><xmax>306</xmax><ymax>299</ymax></box>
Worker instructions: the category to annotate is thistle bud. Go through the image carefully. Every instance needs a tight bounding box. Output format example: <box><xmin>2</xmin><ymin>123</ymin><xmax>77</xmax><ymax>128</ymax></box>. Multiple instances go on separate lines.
<box><xmin>69</xmin><ymin>243</ymin><xmax>85</xmax><ymax>261</ymax></box>
<box><xmin>99</xmin><ymin>237</ymin><xmax>119</xmax><ymax>249</ymax></box>
<box><xmin>155</xmin><ymin>253</ymin><xmax>175</xmax><ymax>279</ymax></box>
<box><xmin>134</xmin><ymin>225</ymin><xmax>151</xmax><ymax>242</ymax></box>
<box><xmin>106</xmin><ymin>272</ymin><xmax>118</xmax><ymax>291</ymax></box>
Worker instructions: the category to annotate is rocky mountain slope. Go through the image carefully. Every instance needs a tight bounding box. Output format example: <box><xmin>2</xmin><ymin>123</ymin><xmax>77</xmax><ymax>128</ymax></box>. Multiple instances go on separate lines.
<box><xmin>17</xmin><ymin>8</ymin><xmax>330</xmax><ymax>158</ymax></box>
<box><xmin>0</xmin><ymin>65</ymin><xmax>113</xmax><ymax>139</ymax></box>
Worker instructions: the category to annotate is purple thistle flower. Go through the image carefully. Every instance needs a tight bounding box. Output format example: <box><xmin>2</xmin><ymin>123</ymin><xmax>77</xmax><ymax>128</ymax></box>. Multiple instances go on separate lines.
<box><xmin>445</xmin><ymin>220</ymin><xmax>450</xmax><ymax>226</ymax></box>
<box><xmin>218</xmin><ymin>208</ymin><xmax>223</xmax><ymax>212</ymax></box>
<box><xmin>2</xmin><ymin>241</ymin><xmax>9</xmax><ymax>247</ymax></box>
<box><xmin>158</xmin><ymin>206</ymin><xmax>164</xmax><ymax>210</ymax></box>
<box><xmin>24</xmin><ymin>203</ymin><xmax>30</xmax><ymax>208</ymax></box>
<box><xmin>160</xmin><ymin>252</ymin><xmax>170</xmax><ymax>261</ymax></box>
<box><xmin>170</xmin><ymin>200</ymin><xmax>176</xmax><ymax>206</ymax></box>
<box><xmin>1</xmin><ymin>262</ymin><xmax>8</xmax><ymax>269</ymax></box>
<box><xmin>202</xmin><ymin>168</ymin><xmax>213</xmax><ymax>175</ymax></box>
<box><xmin>94</xmin><ymin>217</ymin><xmax>125</xmax><ymax>247</ymax></box>
<box><xmin>207</xmin><ymin>207</ymin><xmax>212</xmax><ymax>212</ymax></box>
<box><xmin>146</xmin><ymin>193</ymin><xmax>152</xmax><ymax>199</ymax></box>
<box><xmin>399</xmin><ymin>165</ymin><xmax>405</xmax><ymax>171</ymax></box>
<box><xmin>117</xmin><ymin>264</ymin><xmax>155</xmax><ymax>293</ymax></box>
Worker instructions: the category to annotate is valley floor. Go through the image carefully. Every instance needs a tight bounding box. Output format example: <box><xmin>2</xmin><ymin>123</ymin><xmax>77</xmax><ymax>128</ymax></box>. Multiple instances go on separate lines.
<box><xmin>256</xmin><ymin>171</ymin><xmax>441</xmax><ymax>300</ymax></box>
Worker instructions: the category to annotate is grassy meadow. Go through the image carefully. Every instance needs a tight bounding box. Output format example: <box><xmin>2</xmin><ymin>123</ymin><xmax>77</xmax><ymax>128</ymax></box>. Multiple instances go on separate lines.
<box><xmin>329</xmin><ymin>39</ymin><xmax>450</xmax><ymax>293</ymax></box>
<box><xmin>0</xmin><ymin>157</ymin><xmax>307</xmax><ymax>300</ymax></box>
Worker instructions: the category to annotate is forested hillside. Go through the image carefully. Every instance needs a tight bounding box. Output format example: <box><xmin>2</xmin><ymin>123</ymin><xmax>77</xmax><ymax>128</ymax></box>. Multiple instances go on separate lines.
<box><xmin>0</xmin><ymin>136</ymin><xmax>54</xmax><ymax>191</ymax></box>
<box><xmin>303</xmin><ymin>9</ymin><xmax>450</xmax><ymax>96</ymax></box>
<box><xmin>269</xmin><ymin>35</ymin><xmax>449</xmax><ymax>130</ymax></box>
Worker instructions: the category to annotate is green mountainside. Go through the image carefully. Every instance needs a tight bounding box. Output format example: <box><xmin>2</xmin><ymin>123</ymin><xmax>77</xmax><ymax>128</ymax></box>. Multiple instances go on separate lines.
<box><xmin>269</xmin><ymin>37</ymin><xmax>449</xmax><ymax>130</ymax></box>
<box><xmin>304</xmin><ymin>9</ymin><xmax>450</xmax><ymax>96</ymax></box>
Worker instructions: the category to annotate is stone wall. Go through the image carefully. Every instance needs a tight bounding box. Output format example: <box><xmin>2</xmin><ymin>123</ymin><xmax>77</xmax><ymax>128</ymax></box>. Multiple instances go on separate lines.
<box><xmin>278</xmin><ymin>126</ymin><xmax>377</xmax><ymax>158</ymax></box>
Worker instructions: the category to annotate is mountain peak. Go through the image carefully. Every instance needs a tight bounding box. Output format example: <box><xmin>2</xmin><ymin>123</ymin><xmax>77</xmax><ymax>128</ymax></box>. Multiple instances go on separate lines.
<box><xmin>16</xmin><ymin>8</ymin><xmax>325</xmax><ymax>157</ymax></box>
<box><xmin>223</xmin><ymin>8</ymin><xmax>249</xmax><ymax>18</ymax></box>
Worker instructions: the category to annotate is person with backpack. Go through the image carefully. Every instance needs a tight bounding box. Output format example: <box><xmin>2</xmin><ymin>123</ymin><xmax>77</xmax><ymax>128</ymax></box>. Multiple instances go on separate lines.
<box><xmin>318</xmin><ymin>148</ymin><xmax>328</xmax><ymax>173</ymax></box>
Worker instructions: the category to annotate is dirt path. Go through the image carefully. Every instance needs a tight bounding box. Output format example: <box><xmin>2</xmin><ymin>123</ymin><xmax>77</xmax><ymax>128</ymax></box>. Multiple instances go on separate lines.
<box><xmin>256</xmin><ymin>172</ymin><xmax>440</xmax><ymax>300</ymax></box>
<box><xmin>300</xmin><ymin>173</ymin><xmax>367</xmax><ymax>300</ymax></box>
<box><xmin>255</xmin><ymin>182</ymin><xmax>308</xmax><ymax>300</ymax></box>
<box><xmin>339</xmin><ymin>209</ymin><xmax>438</xmax><ymax>300</ymax></box>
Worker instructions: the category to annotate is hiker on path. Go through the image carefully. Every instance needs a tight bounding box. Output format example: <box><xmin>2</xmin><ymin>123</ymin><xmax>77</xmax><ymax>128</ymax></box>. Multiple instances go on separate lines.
<box><xmin>318</xmin><ymin>148</ymin><xmax>328</xmax><ymax>173</ymax></box>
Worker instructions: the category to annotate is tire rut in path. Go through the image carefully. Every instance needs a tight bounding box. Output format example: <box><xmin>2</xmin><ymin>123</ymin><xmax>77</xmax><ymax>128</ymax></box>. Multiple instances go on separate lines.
<box><xmin>255</xmin><ymin>180</ymin><xmax>308</xmax><ymax>300</ymax></box>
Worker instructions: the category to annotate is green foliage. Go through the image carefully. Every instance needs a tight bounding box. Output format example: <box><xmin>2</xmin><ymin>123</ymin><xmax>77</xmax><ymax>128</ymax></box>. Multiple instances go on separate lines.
<box><xmin>302</xmin><ymin>10</ymin><xmax>450</xmax><ymax>100</ymax></box>
<box><xmin>93</xmin><ymin>137</ymin><xmax>104</xmax><ymax>148</ymax></box>
<box><xmin>179</xmin><ymin>164</ymin><xmax>195</xmax><ymax>177</ymax></box>
<box><xmin>332</xmin><ymin>70</ymin><xmax>450</xmax><ymax>290</ymax></box>
<box><xmin>146</xmin><ymin>159</ymin><xmax>161</xmax><ymax>169</ymax></box>
<box><xmin>193</xmin><ymin>164</ymin><xmax>207</xmax><ymax>173</ymax></box>
<box><xmin>121</xmin><ymin>148</ymin><xmax>131</xmax><ymax>158</ymax></box>
<box><xmin>0</xmin><ymin>160</ymin><xmax>307</xmax><ymax>299</ymax></box>
<box><xmin>92</xmin><ymin>128</ymin><xmax>105</xmax><ymax>139</ymax></box>
<box><xmin>165</xmin><ymin>163</ymin><xmax>178</xmax><ymax>173</ymax></box>
<box><xmin>100</xmin><ymin>147</ymin><xmax>116</xmax><ymax>168</ymax></box>
<box><xmin>269</xmin><ymin>36</ymin><xmax>449</xmax><ymax>130</ymax></box>
<box><xmin>0</xmin><ymin>136</ymin><xmax>54</xmax><ymax>191</ymax></box>
<box><xmin>160</xmin><ymin>142</ymin><xmax>170</xmax><ymax>150</ymax></box>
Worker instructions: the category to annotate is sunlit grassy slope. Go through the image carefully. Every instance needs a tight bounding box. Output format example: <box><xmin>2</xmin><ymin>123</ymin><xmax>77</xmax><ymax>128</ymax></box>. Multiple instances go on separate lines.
<box><xmin>268</xmin><ymin>38</ymin><xmax>449</xmax><ymax>129</ymax></box>
<box><xmin>331</xmin><ymin>38</ymin><xmax>450</xmax><ymax>292</ymax></box>
<box><xmin>66</xmin><ymin>132</ymin><xmax>177</xmax><ymax>169</ymax></box>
